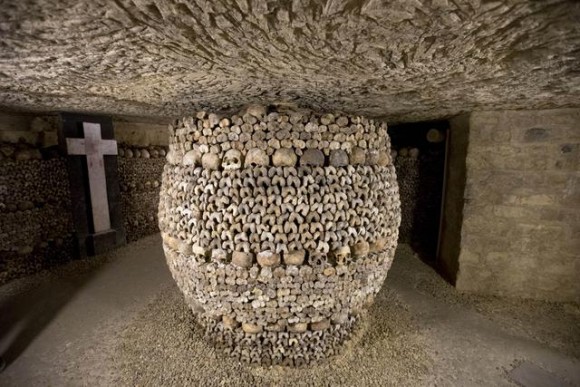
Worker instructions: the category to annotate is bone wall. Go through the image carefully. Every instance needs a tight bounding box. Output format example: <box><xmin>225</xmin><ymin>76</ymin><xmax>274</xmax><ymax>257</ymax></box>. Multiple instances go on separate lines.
<box><xmin>394</xmin><ymin>152</ymin><xmax>420</xmax><ymax>244</ymax></box>
<box><xmin>118</xmin><ymin>145</ymin><xmax>167</xmax><ymax>242</ymax></box>
<box><xmin>159</xmin><ymin>106</ymin><xmax>401</xmax><ymax>366</ymax></box>
<box><xmin>0</xmin><ymin>142</ymin><xmax>76</xmax><ymax>285</ymax></box>
<box><xmin>0</xmin><ymin>113</ymin><xmax>169</xmax><ymax>284</ymax></box>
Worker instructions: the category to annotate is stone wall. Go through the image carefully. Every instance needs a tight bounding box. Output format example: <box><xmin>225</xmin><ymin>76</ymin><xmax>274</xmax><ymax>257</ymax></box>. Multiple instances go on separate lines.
<box><xmin>452</xmin><ymin>109</ymin><xmax>580</xmax><ymax>302</ymax></box>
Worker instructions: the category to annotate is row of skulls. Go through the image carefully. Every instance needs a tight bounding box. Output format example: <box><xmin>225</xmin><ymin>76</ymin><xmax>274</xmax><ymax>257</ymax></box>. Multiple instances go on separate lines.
<box><xmin>170</xmin><ymin>146</ymin><xmax>391</xmax><ymax>170</ymax></box>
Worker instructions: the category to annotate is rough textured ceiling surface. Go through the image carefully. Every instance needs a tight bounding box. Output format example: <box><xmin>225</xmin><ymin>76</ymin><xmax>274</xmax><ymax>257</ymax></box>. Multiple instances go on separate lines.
<box><xmin>0</xmin><ymin>0</ymin><xmax>579</xmax><ymax>123</ymax></box>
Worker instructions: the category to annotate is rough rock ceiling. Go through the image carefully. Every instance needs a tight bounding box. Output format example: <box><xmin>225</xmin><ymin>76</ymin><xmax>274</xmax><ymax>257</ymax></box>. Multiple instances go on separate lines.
<box><xmin>0</xmin><ymin>0</ymin><xmax>579</xmax><ymax>123</ymax></box>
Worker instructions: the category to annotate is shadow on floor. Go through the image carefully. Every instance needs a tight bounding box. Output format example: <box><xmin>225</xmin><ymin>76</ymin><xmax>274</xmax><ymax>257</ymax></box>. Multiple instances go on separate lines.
<box><xmin>0</xmin><ymin>257</ymin><xmax>105</xmax><ymax>370</ymax></box>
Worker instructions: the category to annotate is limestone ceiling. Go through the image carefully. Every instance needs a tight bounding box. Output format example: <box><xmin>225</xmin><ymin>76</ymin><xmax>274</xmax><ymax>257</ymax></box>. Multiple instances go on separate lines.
<box><xmin>0</xmin><ymin>0</ymin><xmax>579</xmax><ymax>123</ymax></box>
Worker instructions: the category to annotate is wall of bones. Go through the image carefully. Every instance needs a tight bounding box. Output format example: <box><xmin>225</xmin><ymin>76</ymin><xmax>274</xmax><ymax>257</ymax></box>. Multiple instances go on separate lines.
<box><xmin>159</xmin><ymin>106</ymin><xmax>401</xmax><ymax>366</ymax></box>
<box><xmin>394</xmin><ymin>151</ymin><xmax>420</xmax><ymax>244</ymax></box>
<box><xmin>0</xmin><ymin>141</ymin><xmax>76</xmax><ymax>285</ymax></box>
<box><xmin>118</xmin><ymin>145</ymin><xmax>167</xmax><ymax>242</ymax></box>
<box><xmin>0</xmin><ymin>113</ymin><xmax>169</xmax><ymax>284</ymax></box>
<box><xmin>394</xmin><ymin>149</ymin><xmax>446</xmax><ymax>257</ymax></box>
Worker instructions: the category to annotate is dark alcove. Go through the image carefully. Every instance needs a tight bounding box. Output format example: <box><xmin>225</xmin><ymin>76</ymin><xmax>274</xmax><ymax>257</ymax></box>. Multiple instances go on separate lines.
<box><xmin>388</xmin><ymin>121</ymin><xmax>448</xmax><ymax>262</ymax></box>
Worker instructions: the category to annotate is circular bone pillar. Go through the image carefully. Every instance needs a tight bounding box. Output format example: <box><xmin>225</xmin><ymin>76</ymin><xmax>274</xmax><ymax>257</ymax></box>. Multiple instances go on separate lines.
<box><xmin>159</xmin><ymin>106</ymin><xmax>401</xmax><ymax>366</ymax></box>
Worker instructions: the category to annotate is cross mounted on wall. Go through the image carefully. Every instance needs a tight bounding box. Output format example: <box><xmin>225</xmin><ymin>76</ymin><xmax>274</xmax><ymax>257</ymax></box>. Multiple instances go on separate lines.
<box><xmin>60</xmin><ymin>114</ymin><xmax>126</xmax><ymax>256</ymax></box>
<box><xmin>66</xmin><ymin>122</ymin><xmax>117</xmax><ymax>232</ymax></box>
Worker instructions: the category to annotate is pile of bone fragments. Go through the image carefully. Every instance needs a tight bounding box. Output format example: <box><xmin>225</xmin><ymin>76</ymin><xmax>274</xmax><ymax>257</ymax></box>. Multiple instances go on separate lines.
<box><xmin>158</xmin><ymin>104</ymin><xmax>402</xmax><ymax>366</ymax></box>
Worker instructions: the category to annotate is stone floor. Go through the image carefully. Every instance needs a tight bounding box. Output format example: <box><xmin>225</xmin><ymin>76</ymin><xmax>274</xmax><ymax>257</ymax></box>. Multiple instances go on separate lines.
<box><xmin>0</xmin><ymin>234</ymin><xmax>579</xmax><ymax>386</ymax></box>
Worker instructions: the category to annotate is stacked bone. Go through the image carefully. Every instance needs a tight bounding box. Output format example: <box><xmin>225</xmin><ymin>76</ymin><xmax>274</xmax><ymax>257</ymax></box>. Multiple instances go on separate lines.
<box><xmin>159</xmin><ymin>105</ymin><xmax>401</xmax><ymax>366</ymax></box>
<box><xmin>392</xmin><ymin>147</ymin><xmax>420</xmax><ymax>243</ymax></box>
<box><xmin>0</xmin><ymin>142</ymin><xmax>75</xmax><ymax>285</ymax></box>
<box><xmin>394</xmin><ymin>142</ymin><xmax>445</xmax><ymax>254</ymax></box>
<box><xmin>118</xmin><ymin>145</ymin><xmax>167</xmax><ymax>241</ymax></box>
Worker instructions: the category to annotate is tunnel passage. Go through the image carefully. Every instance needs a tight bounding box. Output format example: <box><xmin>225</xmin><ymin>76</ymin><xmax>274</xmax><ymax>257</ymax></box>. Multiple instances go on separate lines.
<box><xmin>388</xmin><ymin>121</ymin><xmax>448</xmax><ymax>261</ymax></box>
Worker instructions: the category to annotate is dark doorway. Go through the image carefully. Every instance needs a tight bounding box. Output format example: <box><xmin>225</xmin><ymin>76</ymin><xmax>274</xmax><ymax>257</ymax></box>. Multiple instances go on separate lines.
<box><xmin>388</xmin><ymin>121</ymin><xmax>448</xmax><ymax>262</ymax></box>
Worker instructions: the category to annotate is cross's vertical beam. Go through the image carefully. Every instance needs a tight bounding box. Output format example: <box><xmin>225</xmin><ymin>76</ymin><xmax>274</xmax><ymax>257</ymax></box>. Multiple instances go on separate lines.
<box><xmin>85</xmin><ymin>122</ymin><xmax>115</xmax><ymax>231</ymax></box>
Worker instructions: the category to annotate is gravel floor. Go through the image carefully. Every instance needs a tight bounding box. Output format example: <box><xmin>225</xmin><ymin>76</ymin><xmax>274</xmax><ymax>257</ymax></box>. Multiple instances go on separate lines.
<box><xmin>113</xmin><ymin>243</ymin><xmax>580</xmax><ymax>386</ymax></box>
<box><xmin>399</xmin><ymin>245</ymin><xmax>580</xmax><ymax>359</ymax></box>
<box><xmin>2</xmin><ymin>236</ymin><xmax>578</xmax><ymax>386</ymax></box>
<box><xmin>114</xmin><ymin>282</ymin><xmax>431</xmax><ymax>386</ymax></box>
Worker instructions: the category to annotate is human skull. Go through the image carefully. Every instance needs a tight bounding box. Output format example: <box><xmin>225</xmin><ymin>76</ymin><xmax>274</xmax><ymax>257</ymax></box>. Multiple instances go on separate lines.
<box><xmin>245</xmin><ymin>148</ymin><xmax>269</xmax><ymax>167</ymax></box>
<box><xmin>308</xmin><ymin>252</ymin><xmax>327</xmax><ymax>268</ymax></box>
<box><xmin>243</xmin><ymin>104</ymin><xmax>267</xmax><ymax>118</ymax></box>
<box><xmin>377</xmin><ymin>151</ymin><xmax>390</xmax><ymax>166</ymax></box>
<box><xmin>366</xmin><ymin>149</ymin><xmax>380</xmax><ymax>165</ymax></box>
<box><xmin>409</xmin><ymin>148</ymin><xmax>420</xmax><ymax>159</ymax></box>
<box><xmin>369</xmin><ymin>237</ymin><xmax>388</xmax><ymax>253</ymax></box>
<box><xmin>257</xmin><ymin>250</ymin><xmax>281</xmax><ymax>267</ymax></box>
<box><xmin>201</xmin><ymin>153</ymin><xmax>221</xmax><ymax>170</ymax></box>
<box><xmin>284</xmin><ymin>250</ymin><xmax>305</xmax><ymax>265</ymax></box>
<box><xmin>166</xmin><ymin>150</ymin><xmax>183</xmax><ymax>164</ymax></box>
<box><xmin>191</xmin><ymin>244</ymin><xmax>206</xmax><ymax>256</ymax></box>
<box><xmin>350</xmin><ymin>147</ymin><xmax>366</xmax><ymax>165</ymax></box>
<box><xmin>300</xmin><ymin>149</ymin><xmax>325</xmax><ymax>166</ymax></box>
<box><xmin>329</xmin><ymin>149</ymin><xmax>349</xmax><ymax>167</ymax></box>
<box><xmin>178</xmin><ymin>241</ymin><xmax>192</xmax><ymax>255</ymax></box>
<box><xmin>333</xmin><ymin>245</ymin><xmax>351</xmax><ymax>266</ymax></box>
<box><xmin>352</xmin><ymin>240</ymin><xmax>370</xmax><ymax>257</ymax></box>
<box><xmin>232</xmin><ymin>251</ymin><xmax>253</xmax><ymax>268</ymax></box>
<box><xmin>223</xmin><ymin>149</ymin><xmax>243</xmax><ymax>170</ymax></box>
<box><xmin>183</xmin><ymin>145</ymin><xmax>202</xmax><ymax>166</ymax></box>
<box><xmin>212</xmin><ymin>249</ymin><xmax>228</xmax><ymax>263</ymax></box>
<box><xmin>272</xmin><ymin>148</ymin><xmax>297</xmax><ymax>167</ymax></box>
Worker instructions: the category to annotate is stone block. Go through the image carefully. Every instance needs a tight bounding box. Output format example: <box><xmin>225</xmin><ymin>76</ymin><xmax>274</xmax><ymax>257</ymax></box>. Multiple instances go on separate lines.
<box><xmin>467</xmin><ymin>144</ymin><xmax>551</xmax><ymax>171</ymax></box>
<box><xmin>506</xmin><ymin>109</ymin><xmax>580</xmax><ymax>143</ymax></box>
<box><xmin>522</xmin><ymin>127</ymin><xmax>552</xmax><ymax>142</ymax></box>
<box><xmin>469</xmin><ymin>112</ymin><xmax>510</xmax><ymax>144</ymax></box>
<box><xmin>461</xmin><ymin>232</ymin><xmax>513</xmax><ymax>255</ymax></box>
<box><xmin>492</xmin><ymin>205</ymin><xmax>540</xmax><ymax>220</ymax></box>
<box><xmin>503</xmin><ymin>194</ymin><xmax>557</xmax><ymax>207</ymax></box>
<box><xmin>560</xmin><ymin>239</ymin><xmax>580</xmax><ymax>256</ymax></box>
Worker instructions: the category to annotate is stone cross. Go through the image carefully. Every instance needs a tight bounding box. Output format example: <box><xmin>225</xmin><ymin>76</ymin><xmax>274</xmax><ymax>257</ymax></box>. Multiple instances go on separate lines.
<box><xmin>66</xmin><ymin>122</ymin><xmax>118</xmax><ymax>233</ymax></box>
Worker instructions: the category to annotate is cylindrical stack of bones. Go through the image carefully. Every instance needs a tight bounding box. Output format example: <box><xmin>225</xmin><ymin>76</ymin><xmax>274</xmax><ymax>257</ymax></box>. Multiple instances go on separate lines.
<box><xmin>159</xmin><ymin>105</ymin><xmax>401</xmax><ymax>366</ymax></box>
